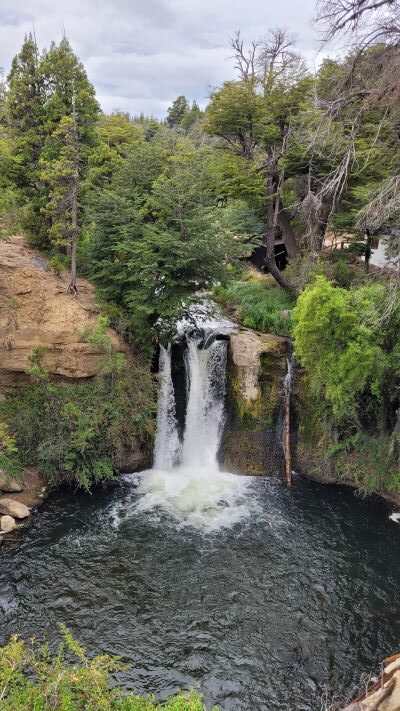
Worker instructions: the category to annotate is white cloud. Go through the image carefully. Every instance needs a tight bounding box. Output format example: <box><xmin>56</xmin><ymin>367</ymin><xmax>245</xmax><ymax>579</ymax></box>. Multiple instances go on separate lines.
<box><xmin>0</xmin><ymin>0</ymin><xmax>324</xmax><ymax>117</ymax></box>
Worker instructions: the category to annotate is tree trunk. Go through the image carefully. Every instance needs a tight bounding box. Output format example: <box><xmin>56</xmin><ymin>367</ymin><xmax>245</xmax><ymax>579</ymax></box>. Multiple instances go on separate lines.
<box><xmin>365</xmin><ymin>230</ymin><xmax>372</xmax><ymax>274</ymax></box>
<box><xmin>67</xmin><ymin>176</ymin><xmax>78</xmax><ymax>295</ymax></box>
<box><xmin>67</xmin><ymin>96</ymin><xmax>79</xmax><ymax>296</ymax></box>
<box><xmin>277</xmin><ymin>205</ymin><xmax>299</xmax><ymax>260</ymax></box>
<box><xmin>263</xmin><ymin>174</ymin><xmax>297</xmax><ymax>293</ymax></box>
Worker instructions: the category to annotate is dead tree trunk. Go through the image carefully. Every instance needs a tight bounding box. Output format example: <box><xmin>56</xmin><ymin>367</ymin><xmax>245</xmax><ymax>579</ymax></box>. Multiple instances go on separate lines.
<box><xmin>67</xmin><ymin>176</ymin><xmax>78</xmax><ymax>295</ymax></box>
<box><xmin>277</xmin><ymin>204</ymin><xmax>299</xmax><ymax>260</ymax></box>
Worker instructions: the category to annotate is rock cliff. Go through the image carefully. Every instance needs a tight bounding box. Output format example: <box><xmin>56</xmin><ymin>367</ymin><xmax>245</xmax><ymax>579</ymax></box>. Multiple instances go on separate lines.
<box><xmin>0</xmin><ymin>235</ymin><xmax>150</xmax><ymax>480</ymax></box>
<box><xmin>0</xmin><ymin>235</ymin><xmax>129</xmax><ymax>398</ymax></box>
<box><xmin>222</xmin><ymin>328</ymin><xmax>288</xmax><ymax>476</ymax></box>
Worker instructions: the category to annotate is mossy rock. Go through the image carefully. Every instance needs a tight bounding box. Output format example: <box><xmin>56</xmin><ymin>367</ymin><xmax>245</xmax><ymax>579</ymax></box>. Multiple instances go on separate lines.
<box><xmin>220</xmin><ymin>335</ymin><xmax>287</xmax><ymax>476</ymax></box>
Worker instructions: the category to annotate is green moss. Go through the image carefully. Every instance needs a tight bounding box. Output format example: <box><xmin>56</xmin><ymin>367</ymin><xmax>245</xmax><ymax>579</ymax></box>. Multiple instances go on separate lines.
<box><xmin>293</xmin><ymin>372</ymin><xmax>400</xmax><ymax>496</ymax></box>
<box><xmin>221</xmin><ymin>346</ymin><xmax>286</xmax><ymax>476</ymax></box>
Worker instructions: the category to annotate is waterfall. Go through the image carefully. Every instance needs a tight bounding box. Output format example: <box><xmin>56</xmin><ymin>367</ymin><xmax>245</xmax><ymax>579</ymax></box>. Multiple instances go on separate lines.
<box><xmin>153</xmin><ymin>336</ymin><xmax>228</xmax><ymax>471</ymax></box>
<box><xmin>154</xmin><ymin>345</ymin><xmax>181</xmax><ymax>471</ymax></box>
<box><xmin>133</xmin><ymin>328</ymin><xmax>255</xmax><ymax>529</ymax></box>
<box><xmin>182</xmin><ymin>337</ymin><xmax>227</xmax><ymax>468</ymax></box>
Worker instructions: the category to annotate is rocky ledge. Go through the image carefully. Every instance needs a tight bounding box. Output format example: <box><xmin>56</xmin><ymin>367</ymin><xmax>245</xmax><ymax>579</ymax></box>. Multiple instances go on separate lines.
<box><xmin>0</xmin><ymin>235</ymin><xmax>129</xmax><ymax>397</ymax></box>
<box><xmin>221</xmin><ymin>328</ymin><xmax>288</xmax><ymax>476</ymax></box>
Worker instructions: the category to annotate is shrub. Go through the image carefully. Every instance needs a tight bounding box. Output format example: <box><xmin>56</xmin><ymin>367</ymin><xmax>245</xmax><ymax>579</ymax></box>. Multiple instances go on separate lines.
<box><xmin>292</xmin><ymin>276</ymin><xmax>386</xmax><ymax>421</ymax></box>
<box><xmin>332</xmin><ymin>258</ymin><xmax>354</xmax><ymax>288</ymax></box>
<box><xmin>333</xmin><ymin>431</ymin><xmax>400</xmax><ymax>494</ymax></box>
<box><xmin>0</xmin><ymin>628</ymin><xmax>216</xmax><ymax>710</ymax></box>
<box><xmin>0</xmin><ymin>421</ymin><xmax>24</xmax><ymax>481</ymax></box>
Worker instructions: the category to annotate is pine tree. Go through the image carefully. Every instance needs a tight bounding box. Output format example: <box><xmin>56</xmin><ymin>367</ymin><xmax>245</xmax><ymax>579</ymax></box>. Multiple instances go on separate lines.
<box><xmin>166</xmin><ymin>96</ymin><xmax>190</xmax><ymax>128</ymax></box>
<box><xmin>41</xmin><ymin>108</ymin><xmax>80</xmax><ymax>293</ymax></box>
<box><xmin>40</xmin><ymin>37</ymin><xmax>99</xmax><ymax>146</ymax></box>
<box><xmin>7</xmin><ymin>33</ymin><xmax>45</xmax><ymax>189</ymax></box>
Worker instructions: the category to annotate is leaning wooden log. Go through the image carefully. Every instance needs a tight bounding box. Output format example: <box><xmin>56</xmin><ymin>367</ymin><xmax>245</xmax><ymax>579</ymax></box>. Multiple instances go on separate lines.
<box><xmin>342</xmin><ymin>654</ymin><xmax>400</xmax><ymax>710</ymax></box>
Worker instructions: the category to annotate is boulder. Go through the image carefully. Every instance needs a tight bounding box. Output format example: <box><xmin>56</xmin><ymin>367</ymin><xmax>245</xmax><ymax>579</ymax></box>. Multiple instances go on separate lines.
<box><xmin>1</xmin><ymin>515</ymin><xmax>16</xmax><ymax>532</ymax></box>
<box><xmin>0</xmin><ymin>469</ymin><xmax>23</xmax><ymax>493</ymax></box>
<box><xmin>0</xmin><ymin>498</ymin><xmax>30</xmax><ymax>519</ymax></box>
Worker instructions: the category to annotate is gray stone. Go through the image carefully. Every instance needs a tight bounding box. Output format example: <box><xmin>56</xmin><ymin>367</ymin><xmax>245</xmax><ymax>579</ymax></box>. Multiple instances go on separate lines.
<box><xmin>0</xmin><ymin>498</ymin><xmax>30</xmax><ymax>519</ymax></box>
<box><xmin>1</xmin><ymin>515</ymin><xmax>16</xmax><ymax>532</ymax></box>
<box><xmin>30</xmin><ymin>255</ymin><xmax>49</xmax><ymax>271</ymax></box>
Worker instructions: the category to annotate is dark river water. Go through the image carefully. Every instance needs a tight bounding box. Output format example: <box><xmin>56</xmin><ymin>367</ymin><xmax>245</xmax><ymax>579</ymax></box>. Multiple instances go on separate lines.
<box><xmin>1</xmin><ymin>474</ymin><xmax>399</xmax><ymax>711</ymax></box>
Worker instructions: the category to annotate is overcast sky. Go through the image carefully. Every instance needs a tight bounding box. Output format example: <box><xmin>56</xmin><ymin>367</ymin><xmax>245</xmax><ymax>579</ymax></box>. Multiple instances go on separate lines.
<box><xmin>0</xmin><ymin>0</ymin><xmax>325</xmax><ymax>118</ymax></box>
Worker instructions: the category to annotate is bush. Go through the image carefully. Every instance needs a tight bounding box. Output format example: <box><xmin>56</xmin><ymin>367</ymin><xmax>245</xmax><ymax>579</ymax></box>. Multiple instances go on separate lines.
<box><xmin>0</xmin><ymin>628</ymin><xmax>216</xmax><ymax>710</ymax></box>
<box><xmin>331</xmin><ymin>258</ymin><xmax>354</xmax><ymax>288</ymax></box>
<box><xmin>215</xmin><ymin>273</ymin><xmax>295</xmax><ymax>336</ymax></box>
<box><xmin>292</xmin><ymin>276</ymin><xmax>386</xmax><ymax>421</ymax></box>
<box><xmin>0</xmin><ymin>421</ymin><xmax>24</xmax><ymax>481</ymax></box>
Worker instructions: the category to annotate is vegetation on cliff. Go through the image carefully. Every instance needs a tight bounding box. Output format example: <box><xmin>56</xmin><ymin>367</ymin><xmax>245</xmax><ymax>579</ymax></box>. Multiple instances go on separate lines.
<box><xmin>293</xmin><ymin>275</ymin><xmax>400</xmax><ymax>493</ymax></box>
<box><xmin>0</xmin><ymin>321</ymin><xmax>155</xmax><ymax>490</ymax></box>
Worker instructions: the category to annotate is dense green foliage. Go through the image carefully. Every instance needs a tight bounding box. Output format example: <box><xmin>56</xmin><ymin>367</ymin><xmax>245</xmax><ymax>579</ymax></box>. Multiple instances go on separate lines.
<box><xmin>0</xmin><ymin>325</ymin><xmax>155</xmax><ymax>490</ymax></box>
<box><xmin>293</xmin><ymin>276</ymin><xmax>386</xmax><ymax>419</ymax></box>
<box><xmin>0</xmin><ymin>629</ymin><xmax>216</xmax><ymax>710</ymax></box>
<box><xmin>293</xmin><ymin>276</ymin><xmax>400</xmax><ymax>492</ymax></box>
<box><xmin>88</xmin><ymin>132</ymin><xmax>257</xmax><ymax>348</ymax></box>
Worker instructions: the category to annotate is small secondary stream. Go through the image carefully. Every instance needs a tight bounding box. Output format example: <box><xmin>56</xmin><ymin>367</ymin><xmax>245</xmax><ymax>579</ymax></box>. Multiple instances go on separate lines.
<box><xmin>1</xmin><ymin>322</ymin><xmax>400</xmax><ymax>710</ymax></box>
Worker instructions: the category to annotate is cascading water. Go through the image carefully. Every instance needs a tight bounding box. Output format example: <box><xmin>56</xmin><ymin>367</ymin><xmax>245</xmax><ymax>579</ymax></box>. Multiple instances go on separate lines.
<box><xmin>153</xmin><ymin>344</ymin><xmax>181</xmax><ymax>471</ymax></box>
<box><xmin>133</xmin><ymin>328</ymin><xmax>255</xmax><ymax>529</ymax></box>
<box><xmin>181</xmin><ymin>337</ymin><xmax>227</xmax><ymax>469</ymax></box>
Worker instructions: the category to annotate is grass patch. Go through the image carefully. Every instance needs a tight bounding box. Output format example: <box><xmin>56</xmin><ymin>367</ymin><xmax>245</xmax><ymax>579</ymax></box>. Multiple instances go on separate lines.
<box><xmin>215</xmin><ymin>271</ymin><xmax>295</xmax><ymax>336</ymax></box>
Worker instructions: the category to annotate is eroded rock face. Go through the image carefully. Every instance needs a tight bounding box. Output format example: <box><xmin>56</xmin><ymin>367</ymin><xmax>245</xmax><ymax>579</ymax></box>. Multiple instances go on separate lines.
<box><xmin>0</xmin><ymin>470</ymin><xmax>23</xmax><ymax>492</ymax></box>
<box><xmin>0</xmin><ymin>498</ymin><xmax>30</xmax><ymax>519</ymax></box>
<box><xmin>229</xmin><ymin>330</ymin><xmax>287</xmax><ymax>413</ymax></box>
<box><xmin>221</xmin><ymin>329</ymin><xmax>288</xmax><ymax>476</ymax></box>
<box><xmin>0</xmin><ymin>235</ymin><xmax>129</xmax><ymax>397</ymax></box>
<box><xmin>1</xmin><ymin>515</ymin><xmax>16</xmax><ymax>532</ymax></box>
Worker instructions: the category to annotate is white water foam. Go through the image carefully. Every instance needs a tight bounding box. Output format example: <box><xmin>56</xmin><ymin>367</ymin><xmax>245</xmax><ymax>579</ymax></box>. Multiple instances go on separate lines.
<box><xmin>131</xmin><ymin>329</ymin><xmax>256</xmax><ymax>531</ymax></box>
